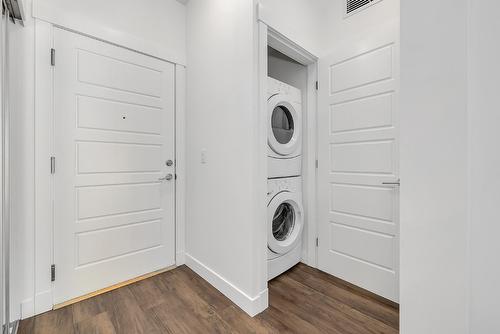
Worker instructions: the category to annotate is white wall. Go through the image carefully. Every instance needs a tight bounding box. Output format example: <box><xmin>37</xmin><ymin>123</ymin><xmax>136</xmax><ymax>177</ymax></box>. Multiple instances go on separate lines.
<box><xmin>400</xmin><ymin>1</ymin><xmax>469</xmax><ymax>333</ymax></box>
<box><xmin>468</xmin><ymin>1</ymin><xmax>500</xmax><ymax>332</ymax></box>
<box><xmin>185</xmin><ymin>0</ymin><xmax>267</xmax><ymax>316</ymax></box>
<box><xmin>258</xmin><ymin>0</ymin><xmax>400</xmax><ymax>58</ymax></box>
<box><xmin>10</xmin><ymin>0</ymin><xmax>187</xmax><ymax>320</ymax></box>
<box><xmin>318</xmin><ymin>0</ymin><xmax>399</xmax><ymax>56</ymax></box>
<box><xmin>258</xmin><ymin>0</ymin><xmax>324</xmax><ymax>56</ymax></box>
<box><xmin>33</xmin><ymin>0</ymin><xmax>186</xmax><ymax>64</ymax></box>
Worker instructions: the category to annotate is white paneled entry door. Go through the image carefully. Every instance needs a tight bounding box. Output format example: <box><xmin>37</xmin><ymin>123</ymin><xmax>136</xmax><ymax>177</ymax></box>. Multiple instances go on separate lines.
<box><xmin>53</xmin><ymin>28</ymin><xmax>176</xmax><ymax>304</ymax></box>
<box><xmin>317</xmin><ymin>22</ymin><xmax>400</xmax><ymax>302</ymax></box>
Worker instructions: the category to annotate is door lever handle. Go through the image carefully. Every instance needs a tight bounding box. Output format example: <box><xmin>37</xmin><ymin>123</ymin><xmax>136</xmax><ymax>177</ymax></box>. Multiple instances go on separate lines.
<box><xmin>382</xmin><ymin>179</ymin><xmax>400</xmax><ymax>186</ymax></box>
<box><xmin>159</xmin><ymin>174</ymin><xmax>173</xmax><ymax>181</ymax></box>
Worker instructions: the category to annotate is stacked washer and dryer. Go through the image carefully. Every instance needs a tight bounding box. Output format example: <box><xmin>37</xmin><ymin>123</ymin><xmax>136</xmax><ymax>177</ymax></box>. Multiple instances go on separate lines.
<box><xmin>267</xmin><ymin>77</ymin><xmax>304</xmax><ymax>280</ymax></box>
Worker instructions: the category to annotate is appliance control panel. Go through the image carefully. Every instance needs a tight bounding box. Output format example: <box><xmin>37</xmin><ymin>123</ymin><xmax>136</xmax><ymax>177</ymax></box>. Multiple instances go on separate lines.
<box><xmin>267</xmin><ymin>77</ymin><xmax>302</xmax><ymax>104</ymax></box>
<box><xmin>267</xmin><ymin>177</ymin><xmax>302</xmax><ymax>198</ymax></box>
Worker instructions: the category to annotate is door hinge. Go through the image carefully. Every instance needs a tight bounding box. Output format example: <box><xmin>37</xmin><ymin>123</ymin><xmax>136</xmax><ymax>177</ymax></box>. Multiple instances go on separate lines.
<box><xmin>315</xmin><ymin>81</ymin><xmax>319</xmax><ymax>90</ymax></box>
<box><xmin>51</xmin><ymin>264</ymin><xmax>56</xmax><ymax>282</ymax></box>
<box><xmin>50</xmin><ymin>48</ymin><xmax>55</xmax><ymax>66</ymax></box>
<box><xmin>316</xmin><ymin>237</ymin><xmax>319</xmax><ymax>247</ymax></box>
<box><xmin>50</xmin><ymin>156</ymin><xmax>56</xmax><ymax>174</ymax></box>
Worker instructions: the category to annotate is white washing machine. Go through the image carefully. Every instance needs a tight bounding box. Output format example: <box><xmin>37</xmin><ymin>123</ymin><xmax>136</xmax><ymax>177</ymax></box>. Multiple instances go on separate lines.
<box><xmin>267</xmin><ymin>176</ymin><xmax>304</xmax><ymax>280</ymax></box>
<box><xmin>267</xmin><ymin>77</ymin><xmax>302</xmax><ymax>179</ymax></box>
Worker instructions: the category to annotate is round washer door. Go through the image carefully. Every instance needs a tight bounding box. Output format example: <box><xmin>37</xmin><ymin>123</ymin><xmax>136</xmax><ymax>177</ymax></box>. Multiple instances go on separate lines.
<box><xmin>268</xmin><ymin>95</ymin><xmax>301</xmax><ymax>156</ymax></box>
<box><xmin>268</xmin><ymin>191</ymin><xmax>304</xmax><ymax>255</ymax></box>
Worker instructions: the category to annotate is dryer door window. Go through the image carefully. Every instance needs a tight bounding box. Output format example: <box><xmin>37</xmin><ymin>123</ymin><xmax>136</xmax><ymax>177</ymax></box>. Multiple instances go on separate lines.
<box><xmin>268</xmin><ymin>96</ymin><xmax>301</xmax><ymax>157</ymax></box>
<box><xmin>271</xmin><ymin>105</ymin><xmax>294</xmax><ymax>145</ymax></box>
<box><xmin>272</xmin><ymin>202</ymin><xmax>295</xmax><ymax>241</ymax></box>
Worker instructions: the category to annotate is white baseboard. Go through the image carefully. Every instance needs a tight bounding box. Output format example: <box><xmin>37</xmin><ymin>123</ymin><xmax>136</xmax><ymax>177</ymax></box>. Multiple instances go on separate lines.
<box><xmin>185</xmin><ymin>253</ymin><xmax>268</xmax><ymax>317</ymax></box>
<box><xmin>176</xmin><ymin>251</ymin><xmax>186</xmax><ymax>266</ymax></box>
<box><xmin>21</xmin><ymin>298</ymin><xmax>35</xmax><ymax>319</ymax></box>
<box><xmin>19</xmin><ymin>289</ymin><xmax>53</xmax><ymax>320</ymax></box>
<box><xmin>34</xmin><ymin>289</ymin><xmax>53</xmax><ymax>315</ymax></box>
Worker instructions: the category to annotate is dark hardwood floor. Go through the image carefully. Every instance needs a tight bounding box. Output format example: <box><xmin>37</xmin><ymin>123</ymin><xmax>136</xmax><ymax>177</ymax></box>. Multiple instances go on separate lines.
<box><xmin>18</xmin><ymin>263</ymin><xmax>399</xmax><ymax>333</ymax></box>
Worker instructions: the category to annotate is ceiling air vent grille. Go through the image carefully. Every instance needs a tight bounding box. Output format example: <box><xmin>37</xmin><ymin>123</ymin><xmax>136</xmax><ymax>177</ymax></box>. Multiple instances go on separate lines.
<box><xmin>346</xmin><ymin>0</ymin><xmax>381</xmax><ymax>15</ymax></box>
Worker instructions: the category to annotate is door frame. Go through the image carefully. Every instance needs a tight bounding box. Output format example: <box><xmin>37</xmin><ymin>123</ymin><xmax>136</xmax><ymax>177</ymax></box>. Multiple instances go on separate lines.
<box><xmin>256</xmin><ymin>16</ymin><xmax>319</xmax><ymax>271</ymax></box>
<box><xmin>32</xmin><ymin>19</ymin><xmax>186</xmax><ymax>316</ymax></box>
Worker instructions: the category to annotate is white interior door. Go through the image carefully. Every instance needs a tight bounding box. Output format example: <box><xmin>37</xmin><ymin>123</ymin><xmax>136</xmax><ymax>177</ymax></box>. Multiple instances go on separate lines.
<box><xmin>317</xmin><ymin>22</ymin><xmax>400</xmax><ymax>302</ymax></box>
<box><xmin>53</xmin><ymin>28</ymin><xmax>176</xmax><ymax>304</ymax></box>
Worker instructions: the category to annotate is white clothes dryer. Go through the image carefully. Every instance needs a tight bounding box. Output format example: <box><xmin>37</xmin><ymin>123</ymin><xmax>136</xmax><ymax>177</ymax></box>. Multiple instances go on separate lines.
<box><xmin>267</xmin><ymin>176</ymin><xmax>304</xmax><ymax>280</ymax></box>
<box><xmin>267</xmin><ymin>77</ymin><xmax>302</xmax><ymax>179</ymax></box>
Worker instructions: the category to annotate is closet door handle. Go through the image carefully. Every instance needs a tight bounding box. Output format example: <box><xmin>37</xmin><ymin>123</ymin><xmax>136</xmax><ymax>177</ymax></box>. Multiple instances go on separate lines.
<box><xmin>382</xmin><ymin>179</ymin><xmax>400</xmax><ymax>186</ymax></box>
<box><xmin>159</xmin><ymin>174</ymin><xmax>173</xmax><ymax>181</ymax></box>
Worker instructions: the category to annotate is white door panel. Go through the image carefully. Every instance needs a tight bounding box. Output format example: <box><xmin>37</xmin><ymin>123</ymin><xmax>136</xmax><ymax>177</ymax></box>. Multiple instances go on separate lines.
<box><xmin>77</xmin><ymin>96</ymin><xmax>162</xmax><ymax>135</ymax></box>
<box><xmin>330</xmin><ymin>223</ymin><xmax>395</xmax><ymax>270</ymax></box>
<box><xmin>76</xmin><ymin>142</ymin><xmax>162</xmax><ymax>174</ymax></box>
<box><xmin>331</xmin><ymin>93</ymin><xmax>393</xmax><ymax>133</ymax></box>
<box><xmin>318</xmin><ymin>23</ymin><xmax>399</xmax><ymax>302</ymax></box>
<box><xmin>76</xmin><ymin>220</ymin><xmax>163</xmax><ymax>266</ymax></box>
<box><xmin>330</xmin><ymin>45</ymin><xmax>393</xmax><ymax>93</ymax></box>
<box><xmin>53</xmin><ymin>28</ymin><xmax>175</xmax><ymax>304</ymax></box>
<box><xmin>329</xmin><ymin>212</ymin><xmax>396</xmax><ymax>236</ymax></box>
<box><xmin>77</xmin><ymin>49</ymin><xmax>163</xmax><ymax>97</ymax></box>
<box><xmin>323</xmin><ymin>250</ymin><xmax>396</xmax><ymax>298</ymax></box>
<box><xmin>330</xmin><ymin>141</ymin><xmax>394</xmax><ymax>174</ymax></box>
<box><xmin>330</xmin><ymin>184</ymin><xmax>394</xmax><ymax>222</ymax></box>
<box><xmin>76</xmin><ymin>184</ymin><xmax>162</xmax><ymax>219</ymax></box>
